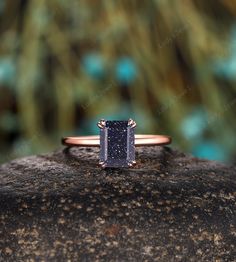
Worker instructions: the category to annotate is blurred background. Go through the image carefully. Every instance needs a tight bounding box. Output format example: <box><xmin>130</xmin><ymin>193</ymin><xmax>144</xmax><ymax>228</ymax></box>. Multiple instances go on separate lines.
<box><xmin>0</xmin><ymin>0</ymin><xmax>236</xmax><ymax>164</ymax></box>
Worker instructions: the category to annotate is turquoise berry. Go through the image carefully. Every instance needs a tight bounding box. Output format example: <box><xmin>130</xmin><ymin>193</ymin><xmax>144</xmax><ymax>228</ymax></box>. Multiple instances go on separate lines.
<box><xmin>115</xmin><ymin>57</ymin><xmax>138</xmax><ymax>85</ymax></box>
<box><xmin>82</xmin><ymin>53</ymin><xmax>106</xmax><ymax>79</ymax></box>
<box><xmin>213</xmin><ymin>58</ymin><xmax>236</xmax><ymax>80</ymax></box>
<box><xmin>212</xmin><ymin>24</ymin><xmax>236</xmax><ymax>80</ymax></box>
<box><xmin>0</xmin><ymin>58</ymin><xmax>16</xmax><ymax>87</ymax></box>
<box><xmin>192</xmin><ymin>141</ymin><xmax>228</xmax><ymax>162</ymax></box>
<box><xmin>181</xmin><ymin>108</ymin><xmax>207</xmax><ymax>139</ymax></box>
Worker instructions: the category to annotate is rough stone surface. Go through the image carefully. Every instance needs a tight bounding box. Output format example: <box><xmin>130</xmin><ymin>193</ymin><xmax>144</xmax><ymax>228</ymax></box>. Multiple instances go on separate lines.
<box><xmin>0</xmin><ymin>146</ymin><xmax>236</xmax><ymax>262</ymax></box>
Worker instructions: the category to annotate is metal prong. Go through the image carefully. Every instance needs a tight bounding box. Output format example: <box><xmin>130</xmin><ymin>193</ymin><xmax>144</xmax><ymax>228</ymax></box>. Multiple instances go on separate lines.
<box><xmin>97</xmin><ymin>119</ymin><xmax>106</xmax><ymax>129</ymax></box>
<box><xmin>99</xmin><ymin>161</ymin><xmax>106</xmax><ymax>168</ymax></box>
<box><xmin>128</xmin><ymin>118</ymin><xmax>136</xmax><ymax>128</ymax></box>
<box><xmin>128</xmin><ymin>160</ymin><xmax>136</xmax><ymax>167</ymax></box>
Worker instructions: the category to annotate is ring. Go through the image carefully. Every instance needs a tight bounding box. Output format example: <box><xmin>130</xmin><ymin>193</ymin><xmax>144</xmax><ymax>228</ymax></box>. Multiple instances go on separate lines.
<box><xmin>62</xmin><ymin>119</ymin><xmax>172</xmax><ymax>168</ymax></box>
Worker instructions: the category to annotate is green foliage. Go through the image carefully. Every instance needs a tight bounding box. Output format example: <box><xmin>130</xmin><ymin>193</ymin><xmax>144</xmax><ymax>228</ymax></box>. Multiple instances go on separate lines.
<box><xmin>0</xmin><ymin>0</ymin><xmax>236</xmax><ymax>163</ymax></box>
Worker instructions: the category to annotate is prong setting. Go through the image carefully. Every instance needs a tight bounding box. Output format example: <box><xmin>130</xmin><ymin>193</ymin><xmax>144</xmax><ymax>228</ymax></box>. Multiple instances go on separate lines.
<box><xmin>99</xmin><ymin>120</ymin><xmax>136</xmax><ymax>168</ymax></box>
<box><xmin>128</xmin><ymin>118</ymin><xmax>136</xmax><ymax>128</ymax></box>
<box><xmin>99</xmin><ymin>161</ymin><xmax>106</xmax><ymax>168</ymax></box>
<box><xmin>128</xmin><ymin>161</ymin><xmax>136</xmax><ymax>167</ymax></box>
<box><xmin>97</xmin><ymin>119</ymin><xmax>106</xmax><ymax>129</ymax></box>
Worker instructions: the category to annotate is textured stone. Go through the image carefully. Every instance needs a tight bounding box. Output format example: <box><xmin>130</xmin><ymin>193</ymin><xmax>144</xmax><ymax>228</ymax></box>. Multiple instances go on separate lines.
<box><xmin>0</xmin><ymin>146</ymin><xmax>236</xmax><ymax>261</ymax></box>
<box><xmin>100</xmin><ymin>120</ymin><xmax>135</xmax><ymax>167</ymax></box>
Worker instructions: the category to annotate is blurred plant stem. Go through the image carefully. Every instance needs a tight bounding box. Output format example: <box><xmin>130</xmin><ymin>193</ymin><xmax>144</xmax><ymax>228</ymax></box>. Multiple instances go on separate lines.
<box><xmin>17</xmin><ymin>0</ymin><xmax>45</xmax><ymax>143</ymax></box>
<box><xmin>0</xmin><ymin>0</ymin><xmax>235</xmax><ymax>163</ymax></box>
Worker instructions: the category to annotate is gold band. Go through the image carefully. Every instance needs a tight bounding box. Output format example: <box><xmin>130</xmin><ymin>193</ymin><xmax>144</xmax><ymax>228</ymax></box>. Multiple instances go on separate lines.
<box><xmin>62</xmin><ymin>135</ymin><xmax>172</xmax><ymax>147</ymax></box>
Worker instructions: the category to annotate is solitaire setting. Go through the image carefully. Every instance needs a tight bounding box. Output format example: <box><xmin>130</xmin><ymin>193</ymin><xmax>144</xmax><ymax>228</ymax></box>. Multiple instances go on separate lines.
<box><xmin>98</xmin><ymin>119</ymin><xmax>136</xmax><ymax>168</ymax></box>
<box><xmin>61</xmin><ymin>119</ymin><xmax>171</xmax><ymax>168</ymax></box>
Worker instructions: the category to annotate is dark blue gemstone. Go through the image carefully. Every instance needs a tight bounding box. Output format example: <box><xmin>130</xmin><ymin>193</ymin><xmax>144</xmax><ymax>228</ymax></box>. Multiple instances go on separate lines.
<box><xmin>99</xmin><ymin>120</ymin><xmax>135</xmax><ymax>167</ymax></box>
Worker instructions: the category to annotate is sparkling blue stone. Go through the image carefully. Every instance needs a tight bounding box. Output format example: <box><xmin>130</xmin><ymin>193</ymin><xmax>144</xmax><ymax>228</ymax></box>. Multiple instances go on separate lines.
<box><xmin>100</xmin><ymin>120</ymin><xmax>135</xmax><ymax>168</ymax></box>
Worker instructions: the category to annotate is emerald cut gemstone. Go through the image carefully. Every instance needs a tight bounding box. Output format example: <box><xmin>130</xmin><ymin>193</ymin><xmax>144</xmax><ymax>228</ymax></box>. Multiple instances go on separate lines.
<box><xmin>99</xmin><ymin>120</ymin><xmax>135</xmax><ymax>168</ymax></box>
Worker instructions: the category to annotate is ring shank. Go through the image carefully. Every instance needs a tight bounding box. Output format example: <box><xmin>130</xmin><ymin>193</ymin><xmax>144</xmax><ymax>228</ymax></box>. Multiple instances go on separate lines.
<box><xmin>62</xmin><ymin>135</ymin><xmax>171</xmax><ymax>147</ymax></box>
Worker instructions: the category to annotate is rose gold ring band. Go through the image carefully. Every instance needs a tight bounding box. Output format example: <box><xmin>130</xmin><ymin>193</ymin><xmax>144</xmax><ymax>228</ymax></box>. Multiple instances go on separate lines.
<box><xmin>62</xmin><ymin>135</ymin><xmax>172</xmax><ymax>147</ymax></box>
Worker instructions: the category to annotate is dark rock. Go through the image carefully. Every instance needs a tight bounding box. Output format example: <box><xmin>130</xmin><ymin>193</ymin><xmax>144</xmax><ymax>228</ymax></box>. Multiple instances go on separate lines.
<box><xmin>0</xmin><ymin>146</ymin><xmax>235</xmax><ymax>261</ymax></box>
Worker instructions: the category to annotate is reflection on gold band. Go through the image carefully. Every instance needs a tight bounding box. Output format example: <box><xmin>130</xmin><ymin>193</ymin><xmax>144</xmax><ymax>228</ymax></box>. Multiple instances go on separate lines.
<box><xmin>62</xmin><ymin>135</ymin><xmax>172</xmax><ymax>147</ymax></box>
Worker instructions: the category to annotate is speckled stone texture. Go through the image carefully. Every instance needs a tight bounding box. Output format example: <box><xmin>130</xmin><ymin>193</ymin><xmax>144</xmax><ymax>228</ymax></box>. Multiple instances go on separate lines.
<box><xmin>0</xmin><ymin>146</ymin><xmax>236</xmax><ymax>262</ymax></box>
<box><xmin>100</xmin><ymin>120</ymin><xmax>135</xmax><ymax>168</ymax></box>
